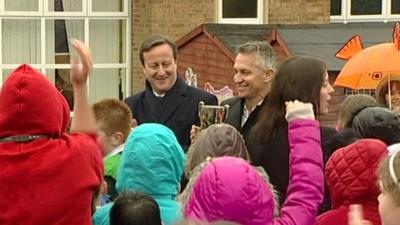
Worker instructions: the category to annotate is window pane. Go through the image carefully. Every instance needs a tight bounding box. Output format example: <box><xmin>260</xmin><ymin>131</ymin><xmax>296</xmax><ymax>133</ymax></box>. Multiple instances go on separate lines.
<box><xmin>351</xmin><ymin>0</ymin><xmax>381</xmax><ymax>15</ymax></box>
<box><xmin>392</xmin><ymin>0</ymin><xmax>400</xmax><ymax>14</ymax></box>
<box><xmin>3</xmin><ymin>67</ymin><xmax>44</xmax><ymax>86</ymax></box>
<box><xmin>48</xmin><ymin>0</ymin><xmax>82</xmax><ymax>12</ymax></box>
<box><xmin>2</xmin><ymin>19</ymin><xmax>41</xmax><ymax>64</ymax></box>
<box><xmin>89</xmin><ymin>68</ymin><xmax>126</xmax><ymax>102</ymax></box>
<box><xmin>92</xmin><ymin>0</ymin><xmax>124</xmax><ymax>12</ymax></box>
<box><xmin>46</xmin><ymin>19</ymin><xmax>84</xmax><ymax>64</ymax></box>
<box><xmin>5</xmin><ymin>0</ymin><xmax>38</xmax><ymax>11</ymax></box>
<box><xmin>331</xmin><ymin>0</ymin><xmax>342</xmax><ymax>15</ymax></box>
<box><xmin>222</xmin><ymin>0</ymin><xmax>257</xmax><ymax>18</ymax></box>
<box><xmin>47</xmin><ymin>69</ymin><xmax>74</xmax><ymax>110</ymax></box>
<box><xmin>3</xmin><ymin>69</ymin><xmax>14</xmax><ymax>83</ymax></box>
<box><xmin>89</xmin><ymin>20</ymin><xmax>126</xmax><ymax>64</ymax></box>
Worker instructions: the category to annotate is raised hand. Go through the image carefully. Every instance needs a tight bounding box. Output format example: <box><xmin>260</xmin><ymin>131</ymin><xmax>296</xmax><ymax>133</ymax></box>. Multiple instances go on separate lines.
<box><xmin>70</xmin><ymin>39</ymin><xmax>93</xmax><ymax>86</ymax></box>
<box><xmin>285</xmin><ymin>100</ymin><xmax>315</xmax><ymax>122</ymax></box>
<box><xmin>69</xmin><ymin>38</ymin><xmax>97</xmax><ymax>134</ymax></box>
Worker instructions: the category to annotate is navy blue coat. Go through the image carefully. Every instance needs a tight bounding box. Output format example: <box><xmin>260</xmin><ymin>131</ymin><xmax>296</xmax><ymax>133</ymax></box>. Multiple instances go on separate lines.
<box><xmin>125</xmin><ymin>77</ymin><xmax>217</xmax><ymax>151</ymax></box>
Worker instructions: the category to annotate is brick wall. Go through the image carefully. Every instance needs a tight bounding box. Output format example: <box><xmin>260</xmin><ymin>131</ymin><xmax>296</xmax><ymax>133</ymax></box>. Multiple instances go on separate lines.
<box><xmin>268</xmin><ymin>0</ymin><xmax>330</xmax><ymax>24</ymax></box>
<box><xmin>131</xmin><ymin>0</ymin><xmax>331</xmax><ymax>93</ymax></box>
<box><xmin>131</xmin><ymin>0</ymin><xmax>216</xmax><ymax>94</ymax></box>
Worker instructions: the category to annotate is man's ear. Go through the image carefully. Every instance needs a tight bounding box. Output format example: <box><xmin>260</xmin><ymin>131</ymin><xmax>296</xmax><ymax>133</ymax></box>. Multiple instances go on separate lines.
<box><xmin>264</xmin><ymin>69</ymin><xmax>274</xmax><ymax>83</ymax></box>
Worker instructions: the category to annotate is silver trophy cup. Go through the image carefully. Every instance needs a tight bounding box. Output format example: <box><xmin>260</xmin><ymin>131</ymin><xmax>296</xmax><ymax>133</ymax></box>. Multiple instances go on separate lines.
<box><xmin>198</xmin><ymin>101</ymin><xmax>230</xmax><ymax>129</ymax></box>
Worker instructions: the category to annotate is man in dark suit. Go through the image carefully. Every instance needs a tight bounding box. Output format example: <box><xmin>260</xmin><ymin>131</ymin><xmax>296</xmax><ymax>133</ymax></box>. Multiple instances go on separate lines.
<box><xmin>221</xmin><ymin>41</ymin><xmax>277</xmax><ymax>143</ymax></box>
<box><xmin>125</xmin><ymin>35</ymin><xmax>217</xmax><ymax>151</ymax></box>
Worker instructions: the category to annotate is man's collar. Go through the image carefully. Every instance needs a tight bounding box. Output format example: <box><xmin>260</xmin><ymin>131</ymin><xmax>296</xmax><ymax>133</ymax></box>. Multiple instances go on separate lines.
<box><xmin>145</xmin><ymin>76</ymin><xmax>181</xmax><ymax>96</ymax></box>
<box><xmin>153</xmin><ymin>91</ymin><xmax>165</xmax><ymax>97</ymax></box>
<box><xmin>244</xmin><ymin>97</ymin><xmax>265</xmax><ymax>112</ymax></box>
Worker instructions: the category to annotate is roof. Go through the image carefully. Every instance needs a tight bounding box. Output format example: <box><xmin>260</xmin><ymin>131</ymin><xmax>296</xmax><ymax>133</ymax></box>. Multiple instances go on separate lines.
<box><xmin>177</xmin><ymin>22</ymin><xmax>395</xmax><ymax>71</ymax></box>
<box><xmin>176</xmin><ymin>23</ymin><xmax>276</xmax><ymax>61</ymax></box>
<box><xmin>276</xmin><ymin>22</ymin><xmax>394</xmax><ymax>70</ymax></box>
<box><xmin>202</xmin><ymin>23</ymin><xmax>274</xmax><ymax>53</ymax></box>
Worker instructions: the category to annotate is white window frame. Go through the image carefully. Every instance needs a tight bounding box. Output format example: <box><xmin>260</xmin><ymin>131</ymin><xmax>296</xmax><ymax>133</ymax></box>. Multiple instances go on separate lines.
<box><xmin>0</xmin><ymin>0</ymin><xmax>131</xmax><ymax>102</ymax></box>
<box><xmin>44</xmin><ymin>0</ymin><xmax>86</xmax><ymax>17</ymax></box>
<box><xmin>218</xmin><ymin>0</ymin><xmax>263</xmax><ymax>24</ymax></box>
<box><xmin>0</xmin><ymin>0</ymin><xmax>43</xmax><ymax>16</ymax></box>
<box><xmin>88</xmin><ymin>0</ymin><xmax>128</xmax><ymax>17</ymax></box>
<box><xmin>331</xmin><ymin>0</ymin><xmax>400</xmax><ymax>23</ymax></box>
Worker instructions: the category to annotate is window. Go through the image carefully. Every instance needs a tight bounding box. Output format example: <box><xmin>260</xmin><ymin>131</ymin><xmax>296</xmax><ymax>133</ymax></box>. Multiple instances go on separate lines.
<box><xmin>331</xmin><ymin>0</ymin><xmax>400</xmax><ymax>22</ymax></box>
<box><xmin>218</xmin><ymin>0</ymin><xmax>263</xmax><ymax>24</ymax></box>
<box><xmin>0</xmin><ymin>0</ymin><xmax>130</xmax><ymax>110</ymax></box>
<box><xmin>331</xmin><ymin>0</ymin><xmax>342</xmax><ymax>16</ymax></box>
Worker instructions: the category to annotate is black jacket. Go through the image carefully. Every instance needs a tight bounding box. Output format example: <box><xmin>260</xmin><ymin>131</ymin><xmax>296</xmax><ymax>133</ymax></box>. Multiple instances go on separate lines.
<box><xmin>221</xmin><ymin>97</ymin><xmax>265</xmax><ymax>148</ymax></box>
<box><xmin>125</xmin><ymin>77</ymin><xmax>218</xmax><ymax>151</ymax></box>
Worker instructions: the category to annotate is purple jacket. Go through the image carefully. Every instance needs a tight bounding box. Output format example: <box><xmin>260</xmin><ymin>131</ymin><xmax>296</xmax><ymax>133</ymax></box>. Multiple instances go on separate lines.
<box><xmin>184</xmin><ymin>119</ymin><xmax>324</xmax><ymax>225</ymax></box>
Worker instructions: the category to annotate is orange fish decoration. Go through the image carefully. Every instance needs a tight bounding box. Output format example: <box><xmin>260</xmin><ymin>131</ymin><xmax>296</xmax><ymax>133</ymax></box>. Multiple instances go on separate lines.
<box><xmin>333</xmin><ymin>22</ymin><xmax>400</xmax><ymax>90</ymax></box>
<box><xmin>336</xmin><ymin>35</ymin><xmax>364</xmax><ymax>60</ymax></box>
<box><xmin>394</xmin><ymin>21</ymin><xmax>400</xmax><ymax>50</ymax></box>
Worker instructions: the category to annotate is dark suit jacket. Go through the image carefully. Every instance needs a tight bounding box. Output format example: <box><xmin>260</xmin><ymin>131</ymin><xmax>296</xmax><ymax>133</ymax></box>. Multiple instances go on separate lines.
<box><xmin>221</xmin><ymin>97</ymin><xmax>265</xmax><ymax>147</ymax></box>
<box><xmin>125</xmin><ymin>77</ymin><xmax>217</xmax><ymax>151</ymax></box>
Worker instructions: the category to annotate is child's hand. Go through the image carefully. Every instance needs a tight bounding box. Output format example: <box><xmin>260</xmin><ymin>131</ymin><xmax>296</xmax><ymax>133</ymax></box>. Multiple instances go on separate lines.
<box><xmin>348</xmin><ymin>205</ymin><xmax>373</xmax><ymax>225</ymax></box>
<box><xmin>285</xmin><ymin>100</ymin><xmax>315</xmax><ymax>122</ymax></box>
<box><xmin>70</xmin><ymin>39</ymin><xmax>93</xmax><ymax>86</ymax></box>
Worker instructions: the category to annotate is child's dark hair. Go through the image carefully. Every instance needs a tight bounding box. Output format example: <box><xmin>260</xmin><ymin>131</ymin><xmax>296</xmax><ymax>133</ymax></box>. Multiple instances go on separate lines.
<box><xmin>110</xmin><ymin>192</ymin><xmax>162</xmax><ymax>225</ymax></box>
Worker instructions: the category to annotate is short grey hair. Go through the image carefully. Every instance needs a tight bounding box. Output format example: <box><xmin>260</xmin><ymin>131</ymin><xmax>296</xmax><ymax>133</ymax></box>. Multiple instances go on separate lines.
<box><xmin>237</xmin><ymin>41</ymin><xmax>277</xmax><ymax>70</ymax></box>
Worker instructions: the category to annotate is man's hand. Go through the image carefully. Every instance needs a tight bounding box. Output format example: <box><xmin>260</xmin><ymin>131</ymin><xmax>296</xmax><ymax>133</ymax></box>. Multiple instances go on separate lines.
<box><xmin>190</xmin><ymin>125</ymin><xmax>201</xmax><ymax>145</ymax></box>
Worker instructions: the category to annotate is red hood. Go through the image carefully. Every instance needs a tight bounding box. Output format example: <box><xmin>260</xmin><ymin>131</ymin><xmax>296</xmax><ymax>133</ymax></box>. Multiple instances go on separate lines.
<box><xmin>0</xmin><ymin>64</ymin><xmax>70</xmax><ymax>139</ymax></box>
<box><xmin>326</xmin><ymin>139</ymin><xmax>387</xmax><ymax>208</ymax></box>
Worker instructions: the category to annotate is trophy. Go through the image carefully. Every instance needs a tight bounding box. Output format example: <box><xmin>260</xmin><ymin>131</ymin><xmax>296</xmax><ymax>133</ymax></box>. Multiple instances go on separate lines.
<box><xmin>198</xmin><ymin>101</ymin><xmax>230</xmax><ymax>129</ymax></box>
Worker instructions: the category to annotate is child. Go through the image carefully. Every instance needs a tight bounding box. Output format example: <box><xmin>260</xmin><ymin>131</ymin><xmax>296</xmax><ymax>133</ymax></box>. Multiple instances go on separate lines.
<box><xmin>93</xmin><ymin>123</ymin><xmax>185</xmax><ymax>225</ymax></box>
<box><xmin>316</xmin><ymin>139</ymin><xmax>387</xmax><ymax>225</ymax></box>
<box><xmin>93</xmin><ymin>98</ymin><xmax>134</xmax><ymax>201</ymax></box>
<box><xmin>349</xmin><ymin>145</ymin><xmax>400</xmax><ymax>225</ymax></box>
<box><xmin>182</xmin><ymin>100</ymin><xmax>324</xmax><ymax>225</ymax></box>
<box><xmin>0</xmin><ymin>39</ymin><xmax>103</xmax><ymax>225</ymax></box>
<box><xmin>185</xmin><ymin>123</ymin><xmax>249</xmax><ymax>178</ymax></box>
<box><xmin>335</xmin><ymin>94</ymin><xmax>377</xmax><ymax>131</ymax></box>
<box><xmin>110</xmin><ymin>192</ymin><xmax>162</xmax><ymax>225</ymax></box>
<box><xmin>351</xmin><ymin>106</ymin><xmax>400</xmax><ymax>145</ymax></box>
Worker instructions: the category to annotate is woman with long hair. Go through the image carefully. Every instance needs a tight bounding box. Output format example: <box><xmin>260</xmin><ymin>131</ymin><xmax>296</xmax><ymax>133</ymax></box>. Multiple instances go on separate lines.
<box><xmin>249</xmin><ymin>56</ymin><xmax>334</xmax><ymax>206</ymax></box>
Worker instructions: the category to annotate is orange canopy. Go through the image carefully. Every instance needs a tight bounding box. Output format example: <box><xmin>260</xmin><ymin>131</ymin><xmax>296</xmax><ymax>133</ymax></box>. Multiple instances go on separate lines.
<box><xmin>334</xmin><ymin>22</ymin><xmax>400</xmax><ymax>90</ymax></box>
<box><xmin>334</xmin><ymin>42</ymin><xmax>400</xmax><ymax>90</ymax></box>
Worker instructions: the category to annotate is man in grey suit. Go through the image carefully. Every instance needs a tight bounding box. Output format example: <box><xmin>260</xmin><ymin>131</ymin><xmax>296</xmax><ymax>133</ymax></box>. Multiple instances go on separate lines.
<box><xmin>221</xmin><ymin>41</ymin><xmax>277</xmax><ymax>144</ymax></box>
<box><xmin>125</xmin><ymin>35</ymin><xmax>217</xmax><ymax>151</ymax></box>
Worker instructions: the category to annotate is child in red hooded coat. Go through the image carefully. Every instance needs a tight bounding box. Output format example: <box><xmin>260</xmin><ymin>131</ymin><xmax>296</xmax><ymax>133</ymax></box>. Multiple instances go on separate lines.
<box><xmin>0</xmin><ymin>40</ymin><xmax>103</xmax><ymax>225</ymax></box>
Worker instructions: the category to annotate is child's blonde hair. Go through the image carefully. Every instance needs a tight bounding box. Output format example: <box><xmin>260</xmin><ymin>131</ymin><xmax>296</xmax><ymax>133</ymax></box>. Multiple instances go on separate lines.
<box><xmin>379</xmin><ymin>150</ymin><xmax>400</xmax><ymax>206</ymax></box>
<box><xmin>93</xmin><ymin>98</ymin><xmax>132</xmax><ymax>142</ymax></box>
